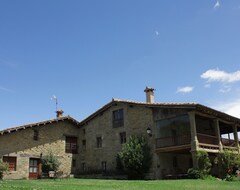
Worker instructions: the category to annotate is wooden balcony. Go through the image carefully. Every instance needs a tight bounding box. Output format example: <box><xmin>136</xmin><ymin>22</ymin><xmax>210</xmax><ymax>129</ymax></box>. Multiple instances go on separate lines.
<box><xmin>155</xmin><ymin>135</ymin><xmax>191</xmax><ymax>153</ymax></box>
<box><xmin>156</xmin><ymin>133</ymin><xmax>239</xmax><ymax>153</ymax></box>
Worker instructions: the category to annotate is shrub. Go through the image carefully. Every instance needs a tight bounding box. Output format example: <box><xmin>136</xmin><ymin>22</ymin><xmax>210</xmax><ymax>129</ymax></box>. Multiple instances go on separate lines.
<box><xmin>41</xmin><ymin>152</ymin><xmax>60</xmax><ymax>173</ymax></box>
<box><xmin>187</xmin><ymin>168</ymin><xmax>201</xmax><ymax>179</ymax></box>
<box><xmin>188</xmin><ymin>150</ymin><xmax>212</xmax><ymax>179</ymax></box>
<box><xmin>215</xmin><ymin>150</ymin><xmax>240</xmax><ymax>180</ymax></box>
<box><xmin>0</xmin><ymin>159</ymin><xmax>8</xmax><ymax>180</ymax></box>
<box><xmin>118</xmin><ymin>136</ymin><xmax>152</xmax><ymax>179</ymax></box>
<box><xmin>196</xmin><ymin>150</ymin><xmax>212</xmax><ymax>176</ymax></box>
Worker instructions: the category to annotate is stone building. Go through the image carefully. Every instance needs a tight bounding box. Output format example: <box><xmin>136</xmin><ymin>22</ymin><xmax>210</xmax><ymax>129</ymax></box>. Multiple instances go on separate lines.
<box><xmin>1</xmin><ymin>87</ymin><xmax>240</xmax><ymax>179</ymax></box>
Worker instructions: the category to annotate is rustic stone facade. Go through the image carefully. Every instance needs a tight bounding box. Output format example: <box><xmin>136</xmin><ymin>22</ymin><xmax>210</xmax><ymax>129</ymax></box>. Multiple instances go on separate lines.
<box><xmin>0</xmin><ymin>120</ymin><xmax>80</xmax><ymax>179</ymax></box>
<box><xmin>1</xmin><ymin>98</ymin><xmax>240</xmax><ymax>180</ymax></box>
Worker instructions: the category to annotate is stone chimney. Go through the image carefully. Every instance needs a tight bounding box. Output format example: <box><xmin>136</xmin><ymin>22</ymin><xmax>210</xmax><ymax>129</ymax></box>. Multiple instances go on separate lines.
<box><xmin>56</xmin><ymin>110</ymin><xmax>64</xmax><ymax>118</ymax></box>
<box><xmin>144</xmin><ymin>87</ymin><xmax>155</xmax><ymax>103</ymax></box>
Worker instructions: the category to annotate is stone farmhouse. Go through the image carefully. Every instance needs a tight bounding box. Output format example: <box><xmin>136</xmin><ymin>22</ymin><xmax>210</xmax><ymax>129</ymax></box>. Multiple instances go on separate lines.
<box><xmin>0</xmin><ymin>87</ymin><xmax>240</xmax><ymax>179</ymax></box>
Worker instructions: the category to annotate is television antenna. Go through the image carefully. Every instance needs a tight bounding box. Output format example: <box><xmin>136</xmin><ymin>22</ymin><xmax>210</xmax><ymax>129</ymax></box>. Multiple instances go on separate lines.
<box><xmin>50</xmin><ymin>95</ymin><xmax>58</xmax><ymax>112</ymax></box>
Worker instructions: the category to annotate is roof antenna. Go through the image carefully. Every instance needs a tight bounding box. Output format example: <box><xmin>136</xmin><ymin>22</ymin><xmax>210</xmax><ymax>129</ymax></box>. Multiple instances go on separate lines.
<box><xmin>50</xmin><ymin>95</ymin><xmax>58</xmax><ymax>114</ymax></box>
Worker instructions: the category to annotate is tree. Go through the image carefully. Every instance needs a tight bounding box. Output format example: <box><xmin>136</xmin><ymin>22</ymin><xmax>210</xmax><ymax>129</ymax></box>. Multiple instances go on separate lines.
<box><xmin>0</xmin><ymin>159</ymin><xmax>8</xmax><ymax>180</ymax></box>
<box><xmin>119</xmin><ymin>136</ymin><xmax>152</xmax><ymax>179</ymax></box>
<box><xmin>41</xmin><ymin>152</ymin><xmax>60</xmax><ymax>173</ymax></box>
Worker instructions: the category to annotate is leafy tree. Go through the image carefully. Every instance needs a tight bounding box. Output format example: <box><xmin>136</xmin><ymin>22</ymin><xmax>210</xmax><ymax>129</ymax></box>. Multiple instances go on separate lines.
<box><xmin>41</xmin><ymin>152</ymin><xmax>60</xmax><ymax>173</ymax></box>
<box><xmin>119</xmin><ymin>136</ymin><xmax>152</xmax><ymax>179</ymax></box>
<box><xmin>215</xmin><ymin>150</ymin><xmax>240</xmax><ymax>180</ymax></box>
<box><xmin>0</xmin><ymin>159</ymin><xmax>8</xmax><ymax>180</ymax></box>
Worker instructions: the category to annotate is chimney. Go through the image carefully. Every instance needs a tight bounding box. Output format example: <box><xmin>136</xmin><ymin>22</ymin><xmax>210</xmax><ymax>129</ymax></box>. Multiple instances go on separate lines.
<box><xmin>56</xmin><ymin>110</ymin><xmax>64</xmax><ymax>118</ymax></box>
<box><xmin>144</xmin><ymin>87</ymin><xmax>155</xmax><ymax>103</ymax></box>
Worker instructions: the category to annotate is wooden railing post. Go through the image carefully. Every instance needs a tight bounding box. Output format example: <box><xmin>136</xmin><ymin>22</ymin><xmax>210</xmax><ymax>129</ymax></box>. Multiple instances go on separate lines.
<box><xmin>233</xmin><ymin>124</ymin><xmax>240</xmax><ymax>152</ymax></box>
<box><xmin>214</xmin><ymin>119</ymin><xmax>223</xmax><ymax>151</ymax></box>
<box><xmin>188</xmin><ymin>111</ymin><xmax>199</xmax><ymax>169</ymax></box>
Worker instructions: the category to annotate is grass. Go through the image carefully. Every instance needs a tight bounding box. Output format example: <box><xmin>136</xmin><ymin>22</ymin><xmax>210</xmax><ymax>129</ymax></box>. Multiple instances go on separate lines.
<box><xmin>0</xmin><ymin>178</ymin><xmax>239</xmax><ymax>190</ymax></box>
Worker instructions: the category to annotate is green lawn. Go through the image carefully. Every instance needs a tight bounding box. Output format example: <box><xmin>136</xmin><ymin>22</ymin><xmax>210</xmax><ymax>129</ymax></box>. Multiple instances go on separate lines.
<box><xmin>0</xmin><ymin>178</ymin><xmax>239</xmax><ymax>190</ymax></box>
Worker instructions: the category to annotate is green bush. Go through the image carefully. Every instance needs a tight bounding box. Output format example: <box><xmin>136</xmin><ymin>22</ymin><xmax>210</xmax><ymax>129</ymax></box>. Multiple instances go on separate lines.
<box><xmin>188</xmin><ymin>150</ymin><xmax>212</xmax><ymax>179</ymax></box>
<box><xmin>187</xmin><ymin>168</ymin><xmax>201</xmax><ymax>179</ymax></box>
<box><xmin>215</xmin><ymin>150</ymin><xmax>240</xmax><ymax>180</ymax></box>
<box><xmin>0</xmin><ymin>159</ymin><xmax>8</xmax><ymax>180</ymax></box>
<box><xmin>196</xmin><ymin>150</ymin><xmax>212</xmax><ymax>177</ymax></box>
<box><xmin>41</xmin><ymin>152</ymin><xmax>60</xmax><ymax>173</ymax></box>
<box><xmin>119</xmin><ymin>136</ymin><xmax>152</xmax><ymax>179</ymax></box>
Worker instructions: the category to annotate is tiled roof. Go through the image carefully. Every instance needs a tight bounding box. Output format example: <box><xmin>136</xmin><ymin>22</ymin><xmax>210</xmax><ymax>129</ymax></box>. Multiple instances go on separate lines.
<box><xmin>79</xmin><ymin>98</ymin><xmax>240</xmax><ymax>126</ymax></box>
<box><xmin>0</xmin><ymin>115</ymin><xmax>80</xmax><ymax>135</ymax></box>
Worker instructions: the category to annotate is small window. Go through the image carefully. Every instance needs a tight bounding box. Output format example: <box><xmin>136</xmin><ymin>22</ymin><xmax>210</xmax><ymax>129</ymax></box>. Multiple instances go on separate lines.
<box><xmin>102</xmin><ymin>161</ymin><xmax>107</xmax><ymax>171</ymax></box>
<box><xmin>65</xmin><ymin>136</ymin><xmax>78</xmax><ymax>154</ymax></box>
<box><xmin>83</xmin><ymin>129</ymin><xmax>86</xmax><ymax>135</ymax></box>
<box><xmin>33</xmin><ymin>130</ymin><xmax>39</xmax><ymax>141</ymax></box>
<box><xmin>82</xmin><ymin>162</ymin><xmax>86</xmax><ymax>171</ymax></box>
<box><xmin>113</xmin><ymin>109</ymin><xmax>124</xmax><ymax>127</ymax></box>
<box><xmin>119</xmin><ymin>132</ymin><xmax>126</xmax><ymax>144</ymax></box>
<box><xmin>72</xmin><ymin>159</ymin><xmax>76</xmax><ymax>168</ymax></box>
<box><xmin>82</xmin><ymin>140</ymin><xmax>86</xmax><ymax>150</ymax></box>
<box><xmin>3</xmin><ymin>156</ymin><xmax>17</xmax><ymax>171</ymax></box>
<box><xmin>96</xmin><ymin>137</ymin><xmax>102</xmax><ymax>148</ymax></box>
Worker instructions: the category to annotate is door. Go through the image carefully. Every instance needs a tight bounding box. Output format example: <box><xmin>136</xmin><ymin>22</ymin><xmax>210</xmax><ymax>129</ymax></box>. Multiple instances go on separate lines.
<box><xmin>29</xmin><ymin>158</ymin><xmax>40</xmax><ymax>179</ymax></box>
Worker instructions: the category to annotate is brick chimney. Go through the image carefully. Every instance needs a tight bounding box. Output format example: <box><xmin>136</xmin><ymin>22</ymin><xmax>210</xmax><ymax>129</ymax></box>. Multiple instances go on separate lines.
<box><xmin>56</xmin><ymin>110</ymin><xmax>64</xmax><ymax>118</ymax></box>
<box><xmin>144</xmin><ymin>87</ymin><xmax>155</xmax><ymax>103</ymax></box>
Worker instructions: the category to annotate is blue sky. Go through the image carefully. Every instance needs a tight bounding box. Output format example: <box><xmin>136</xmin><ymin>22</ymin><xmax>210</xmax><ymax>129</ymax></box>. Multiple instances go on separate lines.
<box><xmin>1</xmin><ymin>0</ymin><xmax>240</xmax><ymax>130</ymax></box>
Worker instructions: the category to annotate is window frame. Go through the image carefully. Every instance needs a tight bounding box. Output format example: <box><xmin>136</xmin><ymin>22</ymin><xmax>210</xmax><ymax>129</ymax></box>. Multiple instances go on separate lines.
<box><xmin>65</xmin><ymin>136</ymin><xmax>78</xmax><ymax>154</ymax></box>
<box><xmin>101</xmin><ymin>161</ymin><xmax>107</xmax><ymax>172</ymax></box>
<box><xmin>96</xmin><ymin>136</ymin><xmax>102</xmax><ymax>148</ymax></box>
<box><xmin>3</xmin><ymin>156</ymin><xmax>17</xmax><ymax>171</ymax></box>
<box><xmin>33</xmin><ymin>130</ymin><xmax>39</xmax><ymax>141</ymax></box>
<box><xmin>82</xmin><ymin>140</ymin><xmax>86</xmax><ymax>150</ymax></box>
<box><xmin>119</xmin><ymin>132</ymin><xmax>126</xmax><ymax>144</ymax></box>
<box><xmin>112</xmin><ymin>109</ymin><xmax>124</xmax><ymax>128</ymax></box>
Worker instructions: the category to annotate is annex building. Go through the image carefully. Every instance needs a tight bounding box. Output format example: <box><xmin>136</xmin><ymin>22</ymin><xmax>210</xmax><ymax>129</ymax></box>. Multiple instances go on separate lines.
<box><xmin>0</xmin><ymin>87</ymin><xmax>240</xmax><ymax>179</ymax></box>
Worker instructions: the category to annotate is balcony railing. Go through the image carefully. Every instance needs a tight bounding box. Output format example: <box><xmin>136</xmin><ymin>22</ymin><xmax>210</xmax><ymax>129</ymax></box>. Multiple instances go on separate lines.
<box><xmin>156</xmin><ymin>135</ymin><xmax>191</xmax><ymax>148</ymax></box>
<box><xmin>156</xmin><ymin>133</ymin><xmax>239</xmax><ymax>149</ymax></box>
<box><xmin>197</xmin><ymin>133</ymin><xmax>218</xmax><ymax>145</ymax></box>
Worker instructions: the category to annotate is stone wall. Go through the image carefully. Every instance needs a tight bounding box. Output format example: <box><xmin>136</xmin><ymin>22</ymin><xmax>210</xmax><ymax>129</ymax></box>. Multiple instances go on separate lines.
<box><xmin>78</xmin><ymin>103</ymin><xmax>161</xmax><ymax>178</ymax></box>
<box><xmin>0</xmin><ymin>121</ymin><xmax>80</xmax><ymax>179</ymax></box>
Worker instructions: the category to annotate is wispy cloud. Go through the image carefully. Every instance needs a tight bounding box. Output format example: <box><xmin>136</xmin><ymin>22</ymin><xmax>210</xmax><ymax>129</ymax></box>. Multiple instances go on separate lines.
<box><xmin>214</xmin><ymin>1</ymin><xmax>220</xmax><ymax>9</ymax></box>
<box><xmin>0</xmin><ymin>86</ymin><xmax>13</xmax><ymax>92</ymax></box>
<box><xmin>155</xmin><ymin>31</ymin><xmax>159</xmax><ymax>36</ymax></box>
<box><xmin>213</xmin><ymin>98</ymin><xmax>240</xmax><ymax>118</ymax></box>
<box><xmin>176</xmin><ymin>86</ymin><xmax>194</xmax><ymax>94</ymax></box>
<box><xmin>201</xmin><ymin>69</ymin><xmax>240</xmax><ymax>83</ymax></box>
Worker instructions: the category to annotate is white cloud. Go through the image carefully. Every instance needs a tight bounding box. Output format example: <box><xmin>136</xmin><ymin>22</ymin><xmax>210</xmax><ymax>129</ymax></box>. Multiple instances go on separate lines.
<box><xmin>155</xmin><ymin>31</ymin><xmax>159</xmax><ymax>36</ymax></box>
<box><xmin>214</xmin><ymin>1</ymin><xmax>220</xmax><ymax>9</ymax></box>
<box><xmin>201</xmin><ymin>69</ymin><xmax>240</xmax><ymax>83</ymax></box>
<box><xmin>213</xmin><ymin>99</ymin><xmax>240</xmax><ymax>118</ymax></box>
<box><xmin>176</xmin><ymin>86</ymin><xmax>194</xmax><ymax>94</ymax></box>
<box><xmin>204</xmin><ymin>83</ymin><xmax>211</xmax><ymax>88</ymax></box>
<box><xmin>0</xmin><ymin>86</ymin><xmax>13</xmax><ymax>92</ymax></box>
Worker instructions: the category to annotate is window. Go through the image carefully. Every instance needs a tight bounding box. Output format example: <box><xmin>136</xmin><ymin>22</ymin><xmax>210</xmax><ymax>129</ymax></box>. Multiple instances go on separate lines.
<box><xmin>83</xmin><ymin>129</ymin><xmax>86</xmax><ymax>135</ymax></box>
<box><xmin>96</xmin><ymin>137</ymin><xmax>102</xmax><ymax>148</ymax></box>
<box><xmin>72</xmin><ymin>159</ymin><xmax>76</xmax><ymax>168</ymax></box>
<box><xmin>82</xmin><ymin>140</ymin><xmax>86</xmax><ymax>150</ymax></box>
<box><xmin>65</xmin><ymin>136</ymin><xmax>78</xmax><ymax>154</ymax></box>
<box><xmin>119</xmin><ymin>132</ymin><xmax>126</xmax><ymax>144</ymax></box>
<box><xmin>33</xmin><ymin>130</ymin><xmax>39</xmax><ymax>141</ymax></box>
<box><xmin>82</xmin><ymin>162</ymin><xmax>86</xmax><ymax>171</ymax></box>
<box><xmin>3</xmin><ymin>156</ymin><xmax>17</xmax><ymax>171</ymax></box>
<box><xmin>101</xmin><ymin>161</ymin><xmax>107</xmax><ymax>171</ymax></box>
<box><xmin>29</xmin><ymin>159</ymin><xmax>38</xmax><ymax>173</ymax></box>
<box><xmin>113</xmin><ymin>109</ymin><xmax>124</xmax><ymax>127</ymax></box>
